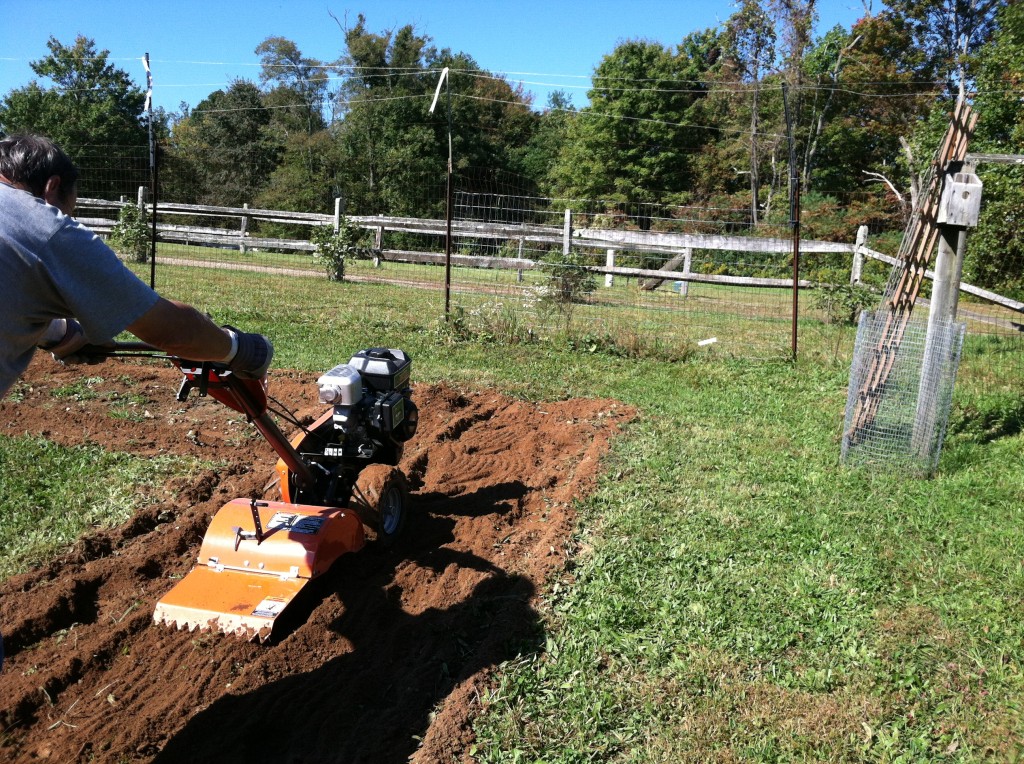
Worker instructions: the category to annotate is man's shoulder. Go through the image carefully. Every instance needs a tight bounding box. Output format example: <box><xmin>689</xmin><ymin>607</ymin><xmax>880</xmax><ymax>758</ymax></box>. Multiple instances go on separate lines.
<box><xmin>0</xmin><ymin>183</ymin><xmax>66</xmax><ymax>238</ymax></box>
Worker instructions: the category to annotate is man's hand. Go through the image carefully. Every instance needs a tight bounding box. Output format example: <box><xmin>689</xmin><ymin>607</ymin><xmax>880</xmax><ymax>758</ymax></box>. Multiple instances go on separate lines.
<box><xmin>223</xmin><ymin>327</ymin><xmax>274</xmax><ymax>379</ymax></box>
<box><xmin>38</xmin><ymin>318</ymin><xmax>91</xmax><ymax>364</ymax></box>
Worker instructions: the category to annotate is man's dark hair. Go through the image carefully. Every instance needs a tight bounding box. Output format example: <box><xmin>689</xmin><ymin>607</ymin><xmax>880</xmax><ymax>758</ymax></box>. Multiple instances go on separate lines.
<box><xmin>0</xmin><ymin>134</ymin><xmax>79</xmax><ymax>200</ymax></box>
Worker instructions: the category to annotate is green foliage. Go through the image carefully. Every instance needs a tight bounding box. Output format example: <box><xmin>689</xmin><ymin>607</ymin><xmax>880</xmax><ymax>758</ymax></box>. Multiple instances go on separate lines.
<box><xmin>538</xmin><ymin>249</ymin><xmax>598</xmax><ymax>316</ymax></box>
<box><xmin>0</xmin><ymin>35</ymin><xmax>148</xmax><ymax>155</ymax></box>
<box><xmin>169</xmin><ymin>79</ymin><xmax>280</xmax><ymax>207</ymax></box>
<box><xmin>810</xmin><ymin>281</ymin><xmax>877</xmax><ymax>325</ymax></box>
<box><xmin>255</xmin><ymin>36</ymin><xmax>328</xmax><ymax>136</ymax></box>
<box><xmin>255</xmin><ymin>131</ymin><xmax>342</xmax><ymax>214</ymax></box>
<box><xmin>109</xmin><ymin>203</ymin><xmax>150</xmax><ymax>263</ymax></box>
<box><xmin>0</xmin><ymin>35</ymin><xmax>153</xmax><ymax>200</ymax></box>
<box><xmin>884</xmin><ymin>0</ymin><xmax>999</xmax><ymax>92</ymax></box>
<box><xmin>434</xmin><ymin>302</ymin><xmax>534</xmax><ymax>347</ymax></box>
<box><xmin>550</xmin><ymin>31</ymin><xmax>722</xmax><ymax>210</ymax></box>
<box><xmin>331</xmin><ymin>17</ymin><xmax>537</xmax><ymax>218</ymax></box>
<box><xmin>964</xmin><ymin>3</ymin><xmax>1024</xmax><ymax>298</ymax></box>
<box><xmin>311</xmin><ymin>219</ymin><xmax>374</xmax><ymax>282</ymax></box>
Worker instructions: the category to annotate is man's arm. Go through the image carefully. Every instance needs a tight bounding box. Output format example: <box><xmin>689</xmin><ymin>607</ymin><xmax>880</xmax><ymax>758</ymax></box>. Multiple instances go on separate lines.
<box><xmin>126</xmin><ymin>298</ymin><xmax>273</xmax><ymax>379</ymax></box>
<box><xmin>126</xmin><ymin>297</ymin><xmax>232</xmax><ymax>360</ymax></box>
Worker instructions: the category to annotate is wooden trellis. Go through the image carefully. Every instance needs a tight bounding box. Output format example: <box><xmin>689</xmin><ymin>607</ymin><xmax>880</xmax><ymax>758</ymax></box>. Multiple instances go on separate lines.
<box><xmin>846</xmin><ymin>99</ymin><xmax>978</xmax><ymax>444</ymax></box>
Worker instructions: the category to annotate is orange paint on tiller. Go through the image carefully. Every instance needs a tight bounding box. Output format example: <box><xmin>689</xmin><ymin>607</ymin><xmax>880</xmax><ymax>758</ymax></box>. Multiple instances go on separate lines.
<box><xmin>153</xmin><ymin>499</ymin><xmax>366</xmax><ymax>640</ymax></box>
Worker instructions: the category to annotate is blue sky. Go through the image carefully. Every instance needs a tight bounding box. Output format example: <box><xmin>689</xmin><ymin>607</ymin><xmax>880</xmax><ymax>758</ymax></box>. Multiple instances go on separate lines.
<box><xmin>1</xmin><ymin>0</ymin><xmax>868</xmax><ymax>114</ymax></box>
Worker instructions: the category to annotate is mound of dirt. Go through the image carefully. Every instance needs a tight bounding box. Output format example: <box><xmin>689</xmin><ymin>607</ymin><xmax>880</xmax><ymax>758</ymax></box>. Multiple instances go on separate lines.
<box><xmin>0</xmin><ymin>357</ymin><xmax>632</xmax><ymax>763</ymax></box>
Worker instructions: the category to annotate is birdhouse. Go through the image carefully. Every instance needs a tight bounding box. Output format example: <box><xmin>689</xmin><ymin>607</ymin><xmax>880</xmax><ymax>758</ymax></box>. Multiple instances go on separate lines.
<box><xmin>937</xmin><ymin>171</ymin><xmax>982</xmax><ymax>227</ymax></box>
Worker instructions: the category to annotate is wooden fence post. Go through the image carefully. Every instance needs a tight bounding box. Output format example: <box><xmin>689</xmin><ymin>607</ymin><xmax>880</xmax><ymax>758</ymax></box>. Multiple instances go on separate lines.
<box><xmin>333</xmin><ymin>197</ymin><xmax>342</xmax><ymax>233</ymax></box>
<box><xmin>239</xmin><ymin>202</ymin><xmax>249</xmax><ymax>255</ymax></box>
<box><xmin>605</xmin><ymin>249</ymin><xmax>615</xmax><ymax>287</ymax></box>
<box><xmin>136</xmin><ymin>186</ymin><xmax>146</xmax><ymax>209</ymax></box>
<box><xmin>679</xmin><ymin>247</ymin><xmax>692</xmax><ymax>297</ymax></box>
<box><xmin>374</xmin><ymin>225</ymin><xmax>384</xmax><ymax>268</ymax></box>
<box><xmin>517</xmin><ymin>239</ymin><xmax>525</xmax><ymax>283</ymax></box>
<box><xmin>851</xmin><ymin>225</ymin><xmax>868</xmax><ymax>284</ymax></box>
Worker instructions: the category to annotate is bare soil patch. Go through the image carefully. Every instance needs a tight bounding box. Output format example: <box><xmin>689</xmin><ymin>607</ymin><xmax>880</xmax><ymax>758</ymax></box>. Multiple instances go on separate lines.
<box><xmin>0</xmin><ymin>357</ymin><xmax>632</xmax><ymax>763</ymax></box>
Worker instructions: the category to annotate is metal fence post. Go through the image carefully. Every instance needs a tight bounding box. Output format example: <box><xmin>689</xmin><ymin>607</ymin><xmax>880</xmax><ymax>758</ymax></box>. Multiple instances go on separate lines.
<box><xmin>562</xmin><ymin>209</ymin><xmax>572</xmax><ymax>256</ymax></box>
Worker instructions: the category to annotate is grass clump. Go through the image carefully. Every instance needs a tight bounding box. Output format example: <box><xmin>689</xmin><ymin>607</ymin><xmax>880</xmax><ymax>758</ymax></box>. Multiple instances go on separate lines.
<box><xmin>0</xmin><ymin>435</ymin><xmax>200</xmax><ymax>578</ymax></box>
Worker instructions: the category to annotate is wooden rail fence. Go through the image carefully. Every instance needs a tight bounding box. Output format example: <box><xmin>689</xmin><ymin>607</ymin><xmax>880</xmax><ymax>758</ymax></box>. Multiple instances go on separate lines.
<box><xmin>74</xmin><ymin>193</ymin><xmax>1024</xmax><ymax>314</ymax></box>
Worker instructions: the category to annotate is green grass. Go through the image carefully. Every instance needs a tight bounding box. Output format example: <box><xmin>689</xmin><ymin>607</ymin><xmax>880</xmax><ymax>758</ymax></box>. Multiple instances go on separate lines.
<box><xmin>472</xmin><ymin>359</ymin><xmax>1024</xmax><ymax>762</ymax></box>
<box><xmin>4</xmin><ymin>265</ymin><xmax>1023</xmax><ymax>760</ymax></box>
<box><xmin>0</xmin><ymin>436</ymin><xmax>204</xmax><ymax>578</ymax></box>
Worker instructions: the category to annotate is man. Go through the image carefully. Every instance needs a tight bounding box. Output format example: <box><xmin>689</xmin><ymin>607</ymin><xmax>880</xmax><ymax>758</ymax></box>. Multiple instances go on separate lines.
<box><xmin>0</xmin><ymin>133</ymin><xmax>274</xmax><ymax>670</ymax></box>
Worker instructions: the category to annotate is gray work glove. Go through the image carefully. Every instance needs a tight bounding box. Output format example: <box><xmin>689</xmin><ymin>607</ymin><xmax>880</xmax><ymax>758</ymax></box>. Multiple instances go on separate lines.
<box><xmin>38</xmin><ymin>318</ymin><xmax>92</xmax><ymax>364</ymax></box>
<box><xmin>224</xmin><ymin>326</ymin><xmax>274</xmax><ymax>379</ymax></box>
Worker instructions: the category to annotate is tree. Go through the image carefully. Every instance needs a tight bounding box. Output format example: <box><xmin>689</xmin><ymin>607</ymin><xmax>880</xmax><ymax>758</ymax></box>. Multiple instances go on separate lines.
<box><xmin>0</xmin><ymin>36</ymin><xmax>151</xmax><ymax>199</ymax></box>
<box><xmin>725</xmin><ymin>0</ymin><xmax>777</xmax><ymax>224</ymax></box>
<box><xmin>961</xmin><ymin>1</ymin><xmax>1024</xmax><ymax>296</ymax></box>
<box><xmin>255</xmin><ymin>130</ymin><xmax>343</xmax><ymax>214</ymax></box>
<box><xmin>255</xmin><ymin>36</ymin><xmax>329</xmax><ymax>135</ymax></box>
<box><xmin>169</xmin><ymin>80</ymin><xmax>279</xmax><ymax>206</ymax></box>
<box><xmin>799</xmin><ymin>24</ymin><xmax>863</xmax><ymax>191</ymax></box>
<box><xmin>332</xmin><ymin>15</ymin><xmax>537</xmax><ymax>218</ymax></box>
<box><xmin>513</xmin><ymin>91</ymin><xmax>576</xmax><ymax>196</ymax></box>
<box><xmin>885</xmin><ymin>0</ymin><xmax>1000</xmax><ymax>98</ymax></box>
<box><xmin>0</xmin><ymin>35</ymin><xmax>148</xmax><ymax>151</ymax></box>
<box><xmin>550</xmin><ymin>31</ymin><xmax>722</xmax><ymax>224</ymax></box>
<box><xmin>807</xmin><ymin>12</ymin><xmax>934</xmax><ymax>204</ymax></box>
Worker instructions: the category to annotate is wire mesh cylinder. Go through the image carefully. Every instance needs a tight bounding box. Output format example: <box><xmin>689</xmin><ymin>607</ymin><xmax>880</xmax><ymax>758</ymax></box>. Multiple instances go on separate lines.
<box><xmin>842</xmin><ymin>310</ymin><xmax>966</xmax><ymax>475</ymax></box>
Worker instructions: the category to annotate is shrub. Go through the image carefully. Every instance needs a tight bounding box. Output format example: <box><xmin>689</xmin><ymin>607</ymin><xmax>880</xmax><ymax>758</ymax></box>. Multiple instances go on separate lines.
<box><xmin>811</xmin><ymin>281</ymin><xmax>878</xmax><ymax>325</ymax></box>
<box><xmin>537</xmin><ymin>249</ymin><xmax>598</xmax><ymax>328</ymax></box>
<box><xmin>110</xmin><ymin>204</ymin><xmax>150</xmax><ymax>263</ymax></box>
<box><xmin>312</xmin><ymin>218</ymin><xmax>375</xmax><ymax>282</ymax></box>
<box><xmin>538</xmin><ymin>249</ymin><xmax>597</xmax><ymax>305</ymax></box>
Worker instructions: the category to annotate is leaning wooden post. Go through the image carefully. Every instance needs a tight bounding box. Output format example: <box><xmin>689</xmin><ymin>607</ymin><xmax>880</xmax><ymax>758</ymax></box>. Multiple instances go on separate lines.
<box><xmin>912</xmin><ymin>162</ymin><xmax>982</xmax><ymax>456</ymax></box>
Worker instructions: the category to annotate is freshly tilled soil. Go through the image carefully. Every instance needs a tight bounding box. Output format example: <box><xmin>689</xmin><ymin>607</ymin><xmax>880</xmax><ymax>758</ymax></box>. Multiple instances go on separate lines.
<box><xmin>0</xmin><ymin>357</ymin><xmax>631</xmax><ymax>763</ymax></box>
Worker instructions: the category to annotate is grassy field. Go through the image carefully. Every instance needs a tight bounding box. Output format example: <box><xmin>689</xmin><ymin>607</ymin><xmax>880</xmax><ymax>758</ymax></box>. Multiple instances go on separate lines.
<box><xmin>2</xmin><ymin>270</ymin><xmax>1023</xmax><ymax>761</ymax></box>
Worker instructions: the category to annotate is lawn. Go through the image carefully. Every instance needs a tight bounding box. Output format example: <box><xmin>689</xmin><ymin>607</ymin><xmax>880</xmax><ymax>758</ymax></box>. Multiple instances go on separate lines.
<box><xmin>2</xmin><ymin>268</ymin><xmax>1022</xmax><ymax>761</ymax></box>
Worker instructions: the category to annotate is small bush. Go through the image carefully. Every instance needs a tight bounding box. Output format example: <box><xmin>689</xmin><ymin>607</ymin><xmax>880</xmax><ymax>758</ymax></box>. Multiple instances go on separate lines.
<box><xmin>811</xmin><ymin>282</ymin><xmax>878</xmax><ymax>325</ymax></box>
<box><xmin>110</xmin><ymin>204</ymin><xmax>150</xmax><ymax>263</ymax></box>
<box><xmin>537</xmin><ymin>249</ymin><xmax>597</xmax><ymax>328</ymax></box>
<box><xmin>312</xmin><ymin>218</ymin><xmax>375</xmax><ymax>282</ymax></box>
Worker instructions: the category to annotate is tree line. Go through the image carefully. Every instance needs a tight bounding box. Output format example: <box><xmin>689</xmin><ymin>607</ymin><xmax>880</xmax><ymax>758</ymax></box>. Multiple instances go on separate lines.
<box><xmin>1</xmin><ymin>1</ymin><xmax>1021</xmax><ymax>297</ymax></box>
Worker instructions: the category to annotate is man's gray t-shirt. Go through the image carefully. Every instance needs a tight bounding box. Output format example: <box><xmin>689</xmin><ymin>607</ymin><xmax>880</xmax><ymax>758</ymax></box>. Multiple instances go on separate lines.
<box><xmin>0</xmin><ymin>183</ymin><xmax>159</xmax><ymax>397</ymax></box>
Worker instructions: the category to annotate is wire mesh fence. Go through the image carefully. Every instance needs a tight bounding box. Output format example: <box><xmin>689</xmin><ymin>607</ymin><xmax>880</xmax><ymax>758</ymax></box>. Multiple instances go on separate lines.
<box><xmin>68</xmin><ymin>146</ymin><xmax>1024</xmax><ymax>367</ymax></box>
<box><xmin>841</xmin><ymin>310</ymin><xmax>967</xmax><ymax>475</ymax></box>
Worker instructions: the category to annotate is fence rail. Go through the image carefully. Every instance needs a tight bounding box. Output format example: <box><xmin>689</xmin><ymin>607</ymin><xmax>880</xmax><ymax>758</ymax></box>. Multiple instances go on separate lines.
<box><xmin>78</xmin><ymin>195</ymin><xmax>860</xmax><ymax>284</ymax></box>
<box><xmin>77</xmin><ymin>196</ymin><xmax>1024</xmax><ymax>307</ymax></box>
<box><xmin>74</xmin><ymin>192</ymin><xmax>1023</xmax><ymax>363</ymax></box>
